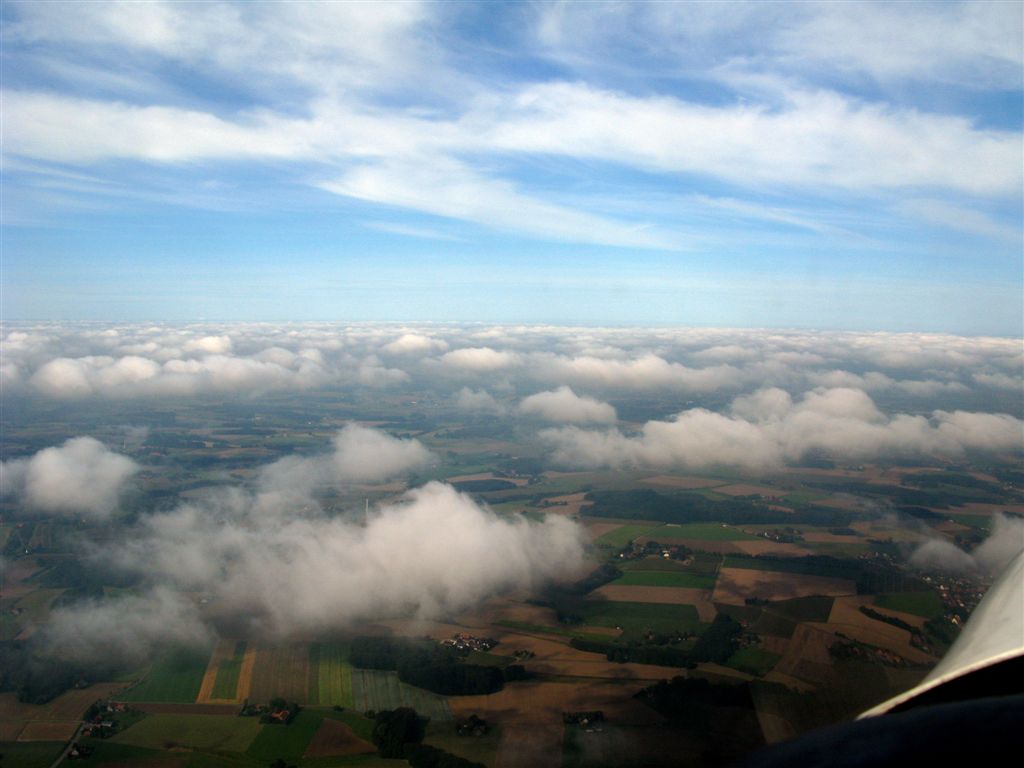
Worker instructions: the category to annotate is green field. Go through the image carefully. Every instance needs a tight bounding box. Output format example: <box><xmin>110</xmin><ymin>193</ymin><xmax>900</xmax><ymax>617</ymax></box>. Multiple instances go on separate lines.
<box><xmin>212</xmin><ymin>641</ymin><xmax>247</xmax><ymax>700</ymax></box>
<box><xmin>579</xmin><ymin>601</ymin><xmax>704</xmax><ymax>637</ymax></box>
<box><xmin>77</xmin><ymin>740</ymin><xmax>175</xmax><ymax>766</ymax></box>
<box><xmin>121</xmin><ymin>646</ymin><xmax>212</xmax><ymax>703</ymax></box>
<box><xmin>947</xmin><ymin>514</ymin><xmax>993</xmax><ymax>531</ymax></box>
<box><xmin>614</xmin><ymin>570</ymin><xmax>716</xmax><ymax>589</ymax></box>
<box><xmin>659</xmin><ymin>523</ymin><xmax>758</xmax><ymax>541</ymax></box>
<box><xmin>875</xmin><ymin>591</ymin><xmax>944</xmax><ymax>619</ymax></box>
<box><xmin>349</xmin><ymin>668</ymin><xmax>451</xmax><ymax>721</ymax></box>
<box><xmin>246</xmin><ymin>709</ymin><xmax>322</xmax><ymax>762</ymax></box>
<box><xmin>115</xmin><ymin>714</ymin><xmax>261</xmax><ymax>752</ymax></box>
<box><xmin>0</xmin><ymin>742</ymin><xmax>64</xmax><ymax>768</ymax></box>
<box><xmin>725</xmin><ymin>647</ymin><xmax>782</xmax><ymax>677</ymax></box>
<box><xmin>595</xmin><ymin>524</ymin><xmax>662</xmax><ymax>548</ymax></box>
<box><xmin>313</xmin><ymin>641</ymin><xmax>355</xmax><ymax>707</ymax></box>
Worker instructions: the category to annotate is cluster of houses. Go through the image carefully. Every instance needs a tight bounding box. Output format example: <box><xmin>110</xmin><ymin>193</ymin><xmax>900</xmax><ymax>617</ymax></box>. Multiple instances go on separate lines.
<box><xmin>563</xmin><ymin>711</ymin><xmax>604</xmax><ymax>731</ymax></box>
<box><xmin>455</xmin><ymin>714</ymin><xmax>489</xmax><ymax>737</ymax></box>
<box><xmin>80</xmin><ymin>701</ymin><xmax>128</xmax><ymax>738</ymax></box>
<box><xmin>441</xmin><ymin>633</ymin><xmax>498</xmax><ymax>653</ymax></box>
<box><xmin>754</xmin><ymin>527</ymin><xmax>804</xmax><ymax>543</ymax></box>
<box><xmin>239</xmin><ymin>699</ymin><xmax>299</xmax><ymax>724</ymax></box>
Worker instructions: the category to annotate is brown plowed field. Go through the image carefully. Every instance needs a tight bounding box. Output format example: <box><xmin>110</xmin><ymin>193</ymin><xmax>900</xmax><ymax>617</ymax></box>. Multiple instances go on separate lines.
<box><xmin>248</xmin><ymin>644</ymin><xmax>311</xmax><ymax>703</ymax></box>
<box><xmin>712</xmin><ymin>569</ymin><xmax>856</xmax><ymax>605</ymax></box>
<box><xmin>303</xmin><ymin>718</ymin><xmax>375</xmax><ymax>758</ymax></box>
<box><xmin>17</xmin><ymin>721</ymin><xmax>78</xmax><ymax>741</ymax></box>
<box><xmin>732</xmin><ymin>540</ymin><xmax>812</xmax><ymax>556</ymax></box>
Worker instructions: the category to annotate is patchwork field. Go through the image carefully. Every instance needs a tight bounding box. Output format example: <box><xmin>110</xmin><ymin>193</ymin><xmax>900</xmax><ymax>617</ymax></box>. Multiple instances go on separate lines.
<box><xmin>713</xmin><ymin>568</ymin><xmax>856</xmax><ymax>605</ymax></box>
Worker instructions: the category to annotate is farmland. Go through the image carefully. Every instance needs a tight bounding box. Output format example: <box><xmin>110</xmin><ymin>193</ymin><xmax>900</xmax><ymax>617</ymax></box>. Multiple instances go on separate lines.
<box><xmin>874</xmin><ymin>591</ymin><xmax>944</xmax><ymax>619</ymax></box>
<box><xmin>248</xmin><ymin>644</ymin><xmax>314</xmax><ymax>704</ymax></box>
<box><xmin>245</xmin><ymin>709</ymin><xmax>322</xmax><ymax>762</ymax></box>
<box><xmin>1</xmin><ymin>364</ymin><xmax>1017</xmax><ymax>768</ymax></box>
<box><xmin>312</xmin><ymin>641</ymin><xmax>355</xmax><ymax>707</ymax></box>
<box><xmin>121</xmin><ymin>648</ymin><xmax>211</xmax><ymax>703</ymax></box>
<box><xmin>349</xmin><ymin>669</ymin><xmax>452</xmax><ymax>721</ymax></box>
<box><xmin>113</xmin><ymin>713</ymin><xmax>262</xmax><ymax>752</ymax></box>
<box><xmin>613</xmin><ymin>570</ymin><xmax>717</xmax><ymax>589</ymax></box>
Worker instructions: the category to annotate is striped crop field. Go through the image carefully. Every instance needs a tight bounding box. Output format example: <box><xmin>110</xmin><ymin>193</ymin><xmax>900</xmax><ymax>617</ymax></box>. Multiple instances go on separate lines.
<box><xmin>313</xmin><ymin>642</ymin><xmax>355</xmax><ymax>707</ymax></box>
<box><xmin>349</xmin><ymin>669</ymin><xmax>451</xmax><ymax>721</ymax></box>
<box><xmin>211</xmin><ymin>641</ymin><xmax>247</xmax><ymax>700</ymax></box>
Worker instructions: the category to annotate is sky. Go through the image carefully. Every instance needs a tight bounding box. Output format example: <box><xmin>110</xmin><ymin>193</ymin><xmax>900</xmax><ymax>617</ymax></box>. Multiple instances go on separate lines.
<box><xmin>1</xmin><ymin>0</ymin><xmax>1022</xmax><ymax>333</ymax></box>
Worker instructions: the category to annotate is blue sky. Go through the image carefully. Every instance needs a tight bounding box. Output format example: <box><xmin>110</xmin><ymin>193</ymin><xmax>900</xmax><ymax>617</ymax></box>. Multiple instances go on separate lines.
<box><xmin>2</xmin><ymin>0</ymin><xmax>1021</xmax><ymax>333</ymax></box>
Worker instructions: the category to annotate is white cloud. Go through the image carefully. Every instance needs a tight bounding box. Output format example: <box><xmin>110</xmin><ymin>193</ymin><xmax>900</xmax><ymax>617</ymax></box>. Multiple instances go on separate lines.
<box><xmin>542</xmin><ymin>387</ymin><xmax>1024</xmax><ymax>471</ymax></box>
<box><xmin>1</xmin><ymin>437</ymin><xmax>139</xmax><ymax>519</ymax></box>
<box><xmin>911</xmin><ymin>514</ymin><xmax>1024</xmax><ymax>578</ymax></box>
<box><xmin>113</xmin><ymin>481</ymin><xmax>585</xmax><ymax>636</ymax></box>
<box><xmin>440</xmin><ymin>346</ymin><xmax>519</xmax><ymax>371</ymax></box>
<box><xmin>258</xmin><ymin>424</ymin><xmax>432</xmax><ymax>491</ymax></box>
<box><xmin>383</xmin><ymin>333</ymin><xmax>449</xmax><ymax>355</ymax></box>
<box><xmin>519</xmin><ymin>386</ymin><xmax>617</xmax><ymax>424</ymax></box>
<box><xmin>42</xmin><ymin>587</ymin><xmax>210</xmax><ymax>665</ymax></box>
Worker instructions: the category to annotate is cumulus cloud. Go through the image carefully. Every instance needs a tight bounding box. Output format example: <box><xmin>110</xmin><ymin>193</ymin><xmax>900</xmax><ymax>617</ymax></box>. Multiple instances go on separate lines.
<box><xmin>519</xmin><ymin>386</ymin><xmax>617</xmax><ymax>424</ymax></box>
<box><xmin>41</xmin><ymin>587</ymin><xmax>211</xmax><ymax>665</ymax></box>
<box><xmin>258</xmin><ymin>424</ymin><xmax>433</xmax><ymax>492</ymax></box>
<box><xmin>112</xmin><ymin>481</ymin><xmax>586</xmax><ymax>637</ymax></box>
<box><xmin>383</xmin><ymin>333</ymin><xmax>449</xmax><ymax>355</ymax></box>
<box><xmin>910</xmin><ymin>514</ymin><xmax>1024</xmax><ymax>578</ymax></box>
<box><xmin>542</xmin><ymin>387</ymin><xmax>1023</xmax><ymax>471</ymax></box>
<box><xmin>440</xmin><ymin>347</ymin><xmax>519</xmax><ymax>371</ymax></box>
<box><xmin>1</xmin><ymin>437</ymin><xmax>139</xmax><ymax>519</ymax></box>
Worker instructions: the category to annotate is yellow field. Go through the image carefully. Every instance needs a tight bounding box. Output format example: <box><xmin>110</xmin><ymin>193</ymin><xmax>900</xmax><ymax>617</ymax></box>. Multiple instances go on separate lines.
<box><xmin>195</xmin><ymin>639</ymin><xmax>230</xmax><ymax>703</ymax></box>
